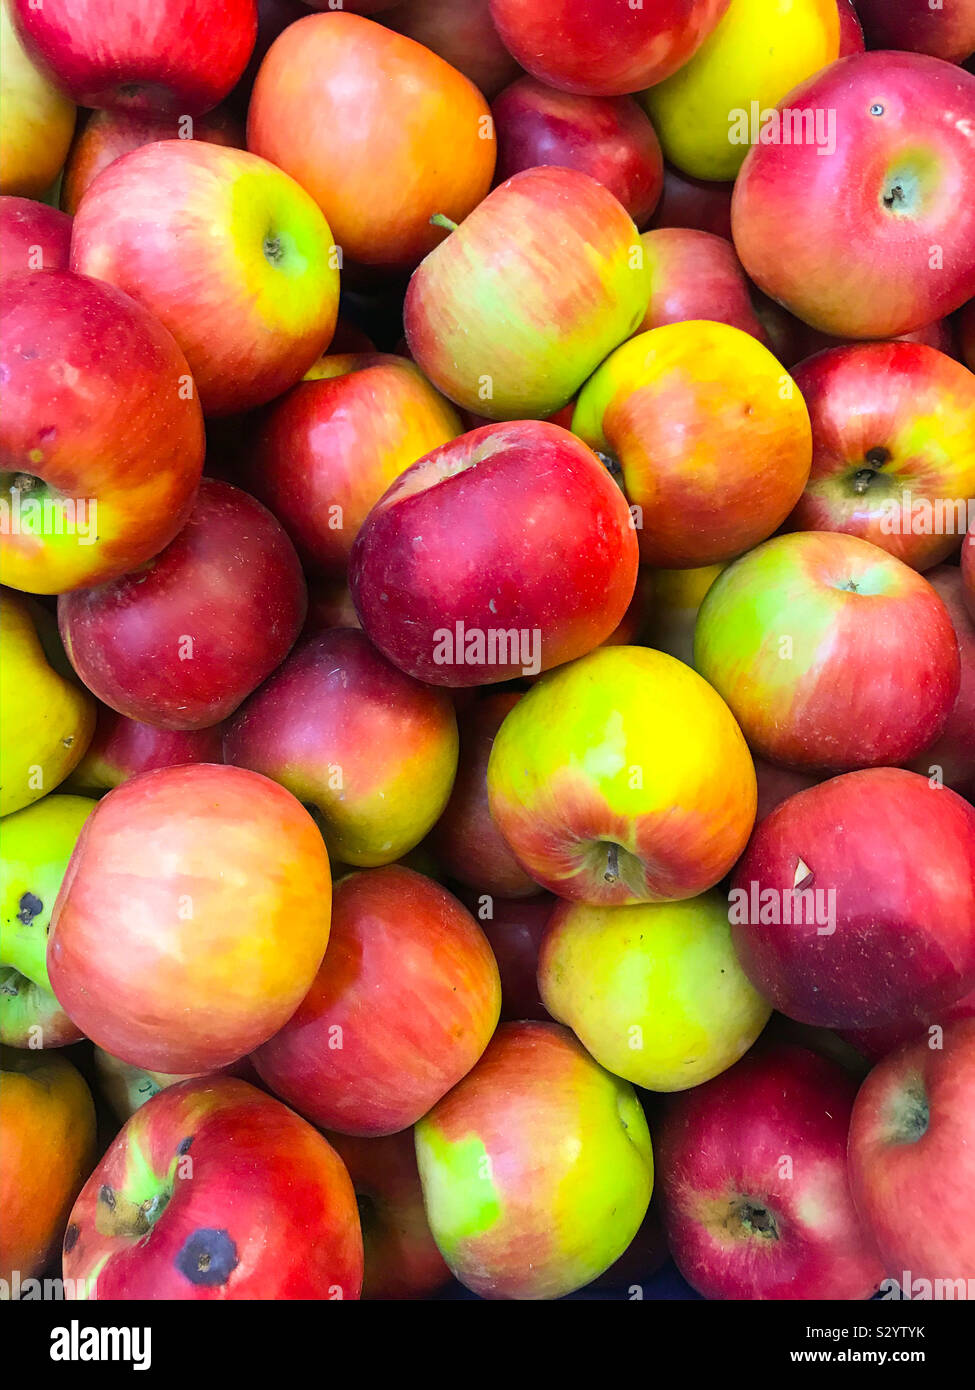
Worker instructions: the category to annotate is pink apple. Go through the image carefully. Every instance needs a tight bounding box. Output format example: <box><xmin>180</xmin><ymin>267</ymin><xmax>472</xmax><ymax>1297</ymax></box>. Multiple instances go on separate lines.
<box><xmin>636</xmin><ymin>228</ymin><xmax>768</xmax><ymax>340</ymax></box>
<box><xmin>68</xmin><ymin>707</ymin><xmax>225</xmax><ymax>796</ymax></box>
<box><xmin>0</xmin><ymin>196</ymin><xmax>71</xmax><ymax>279</ymax></box>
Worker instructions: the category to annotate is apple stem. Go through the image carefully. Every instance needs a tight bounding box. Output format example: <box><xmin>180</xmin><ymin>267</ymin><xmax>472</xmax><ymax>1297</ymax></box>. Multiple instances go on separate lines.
<box><xmin>604</xmin><ymin>842</ymin><xmax>620</xmax><ymax>884</ymax></box>
<box><xmin>430</xmin><ymin>213</ymin><xmax>459</xmax><ymax>233</ymax></box>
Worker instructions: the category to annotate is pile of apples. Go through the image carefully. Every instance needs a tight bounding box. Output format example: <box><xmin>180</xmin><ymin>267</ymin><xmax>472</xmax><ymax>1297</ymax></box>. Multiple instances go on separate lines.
<box><xmin>2</xmin><ymin>0</ymin><xmax>975</xmax><ymax>1303</ymax></box>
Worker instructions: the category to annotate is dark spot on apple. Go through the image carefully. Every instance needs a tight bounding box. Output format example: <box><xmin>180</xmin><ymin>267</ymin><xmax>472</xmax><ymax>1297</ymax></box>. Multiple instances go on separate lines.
<box><xmin>177</xmin><ymin>1136</ymin><xmax>194</xmax><ymax>1155</ymax></box>
<box><xmin>883</xmin><ymin>184</ymin><xmax>905</xmax><ymax>209</ymax></box>
<box><xmin>63</xmin><ymin>1223</ymin><xmax>80</xmax><ymax>1253</ymax></box>
<box><xmin>865</xmin><ymin>447</ymin><xmax>890</xmax><ymax>468</ymax></box>
<box><xmin>263</xmin><ymin>234</ymin><xmax>284</xmax><ymax>266</ymax></box>
<box><xmin>99</xmin><ymin>1185</ymin><xmax>117</xmax><ymax>1212</ymax></box>
<box><xmin>175</xmin><ymin>1228</ymin><xmax>239</xmax><ymax>1286</ymax></box>
<box><xmin>17</xmin><ymin>892</ymin><xmax>43</xmax><ymax>925</ymax></box>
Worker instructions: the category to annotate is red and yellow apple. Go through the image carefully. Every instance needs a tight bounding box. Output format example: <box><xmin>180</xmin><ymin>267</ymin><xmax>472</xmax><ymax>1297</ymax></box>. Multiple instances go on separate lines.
<box><xmin>68</xmin><ymin>707</ymin><xmax>224</xmax><ymax>796</ymax></box>
<box><xmin>0</xmin><ymin>195</ymin><xmax>71</xmax><ymax>278</ymax></box>
<box><xmin>0</xmin><ymin>0</ymin><xmax>75</xmax><ymax>198</ymax></box>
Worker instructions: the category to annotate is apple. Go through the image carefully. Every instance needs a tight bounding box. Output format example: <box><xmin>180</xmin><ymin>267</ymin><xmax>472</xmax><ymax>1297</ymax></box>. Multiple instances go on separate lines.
<box><xmin>0</xmin><ymin>0</ymin><xmax>75</xmax><ymax>198</ymax></box>
<box><xmin>326</xmin><ymin>1130</ymin><xmax>450</xmax><ymax>1301</ymax></box>
<box><xmin>842</xmin><ymin>988</ymin><xmax>975</xmax><ymax>1063</ymax></box>
<box><xmin>93</xmin><ymin>1046</ymin><xmax>251</xmax><ymax>1123</ymax></box>
<box><xmin>68</xmin><ymin>706</ymin><xmax>225</xmax><ymax>796</ymax></box>
<box><xmin>648</xmin><ymin>164</ymin><xmax>733</xmax><ymax>238</ymax></box>
<box><xmin>0</xmin><ymin>196</ymin><xmax>71</xmax><ymax>278</ymax></box>
<box><xmin>9</xmin><ymin>0</ymin><xmax>257</xmax><ymax>115</ymax></box>
<box><xmin>0</xmin><ymin>271</ymin><xmax>205</xmax><ymax>594</ymax></box>
<box><xmin>415</xmin><ymin>1020</ymin><xmax>654</xmax><ymax>1300</ymax></box>
<box><xmin>730</xmin><ymin>768</ymin><xmax>975</xmax><ymax>1030</ymax></box>
<box><xmin>60</xmin><ymin>104</ymin><xmax>243</xmax><ymax>214</ymax></box>
<box><xmin>836</xmin><ymin>0</ymin><xmax>865</xmax><ymax>54</ymax></box>
<box><xmin>0</xmin><ymin>794</ymin><xmax>94</xmax><ymax>1048</ymax></box>
<box><xmin>350</xmin><ymin>421</ymin><xmax>639</xmax><ymax>686</ymax></box>
<box><xmin>243</xmin><ymin>353</ymin><xmax>461</xmax><ymax>574</ymax></box>
<box><xmin>644</xmin><ymin>0</ymin><xmax>841</xmax><ymax>182</ymax></box>
<box><xmin>906</xmin><ymin>565</ymin><xmax>975</xmax><ymax>800</ymax></box>
<box><xmin>403</xmin><ymin>167</ymin><xmax>649</xmax><ymax>419</ymax></box>
<box><xmin>635</xmin><ymin>228</ymin><xmax>768</xmax><ymax>341</ymax></box>
<box><xmin>383</xmin><ymin>0</ymin><xmax>519</xmax><ymax>99</ymax></box>
<box><xmin>732</xmin><ymin>52</ymin><xmax>975</xmax><ymax>339</ymax></box>
<box><xmin>229</xmin><ymin>0</ymin><xmax>307</xmax><ymax>113</ymax></box>
<box><xmin>487</xmin><ymin>0</ymin><xmax>731</xmax><ymax>96</ymax></box>
<box><xmin>62</xmin><ymin>1077</ymin><xmax>363</xmax><ymax>1299</ymax></box>
<box><xmin>248</xmin><ymin>11</ymin><xmax>495</xmax><ymax>269</ymax></box>
<box><xmin>468</xmin><ymin>893</ymin><xmax>555</xmax><ymax>1022</ymax></box>
<box><xmin>753</xmin><ymin>757</ymin><xmax>822</xmax><ymax>823</ymax></box>
<box><xmin>431</xmin><ymin>694</ymin><xmax>541</xmax><ymax>898</ymax></box>
<box><xmin>539</xmin><ymin>892</ymin><xmax>771</xmax><ymax>1090</ymax></box>
<box><xmin>849</xmin><ymin>1019</ymin><xmax>975</xmax><ymax>1284</ymax></box>
<box><xmin>572</xmin><ymin>322</ymin><xmax>812</xmax><ymax>568</ymax></box>
<box><xmin>254</xmin><ymin>866</ymin><xmax>501</xmax><ymax>1136</ymax></box>
<box><xmin>58</xmin><ymin>480</ymin><xmax>307</xmax><ymax>731</ymax></box>
<box><xmin>223</xmin><ymin>628</ymin><xmax>458</xmax><ymax>867</ymax></box>
<box><xmin>961</xmin><ymin>299</ymin><xmax>975</xmax><ymax>371</ymax></box>
<box><xmin>71</xmin><ymin>141</ymin><xmax>339</xmax><ymax>416</ymax></box>
<box><xmin>856</xmin><ymin>0</ymin><xmax>975</xmax><ymax>65</ymax></box>
<box><xmin>784</xmin><ymin>343</ymin><xmax>975</xmax><ymax>570</ymax></box>
<box><xmin>645</xmin><ymin>563</ymin><xmax>725</xmax><ymax>666</ymax></box>
<box><xmin>656</xmin><ymin>1044</ymin><xmax>885</xmax><ymax>1299</ymax></box>
<box><xmin>47</xmin><ymin>763</ymin><xmax>333</xmax><ymax>1073</ymax></box>
<box><xmin>0</xmin><ymin>590</ymin><xmax>95</xmax><ymax>816</ymax></box>
<box><xmin>0</xmin><ymin>1048</ymin><xmax>96</xmax><ymax>1287</ymax></box>
<box><xmin>780</xmin><ymin>312</ymin><xmax>957</xmax><ymax>368</ymax></box>
<box><xmin>694</xmin><ymin>532</ymin><xmax>961</xmax><ymax>772</ymax></box>
<box><xmin>964</xmin><ymin>517</ymin><xmax>975</xmax><ymax>621</ymax></box>
<box><xmin>486</xmin><ymin>644</ymin><xmax>756</xmax><ymax>905</ymax></box>
<box><xmin>304</xmin><ymin>577</ymin><xmax>361</xmax><ymax>635</ymax></box>
<box><xmin>491</xmin><ymin>77</ymin><xmax>663</xmax><ymax>227</ymax></box>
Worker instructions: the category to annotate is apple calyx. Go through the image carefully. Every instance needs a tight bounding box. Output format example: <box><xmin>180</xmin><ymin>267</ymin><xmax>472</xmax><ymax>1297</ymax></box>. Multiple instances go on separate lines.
<box><xmin>887</xmin><ymin>1076</ymin><xmax>930</xmax><ymax>1146</ymax></box>
<box><xmin>730</xmin><ymin>1196</ymin><xmax>780</xmax><ymax>1242</ymax></box>
<box><xmin>604</xmin><ymin>841</ymin><xmax>621</xmax><ymax>884</ymax></box>
<box><xmin>852</xmin><ymin>447</ymin><xmax>892</xmax><ymax>495</ymax></box>
<box><xmin>262</xmin><ymin>234</ymin><xmax>285</xmax><ymax>266</ymax></box>
<box><xmin>95</xmin><ymin>1181</ymin><xmax>170</xmax><ymax>1239</ymax></box>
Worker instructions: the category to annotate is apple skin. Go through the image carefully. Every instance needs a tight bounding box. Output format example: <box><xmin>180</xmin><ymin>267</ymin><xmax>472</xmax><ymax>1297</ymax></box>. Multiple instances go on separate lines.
<box><xmin>70</xmin><ymin>140</ymin><xmax>339</xmax><ymax>416</ymax></box>
<box><xmin>648</xmin><ymin>165</ymin><xmax>733</xmax><ymax>238</ymax></box>
<box><xmin>62</xmin><ymin>1077</ymin><xmax>364</xmax><ymax>1300</ymax></box>
<box><xmin>384</xmin><ymin>0</ymin><xmax>519</xmax><ymax>99</ymax></box>
<box><xmin>431</xmin><ymin>694</ymin><xmax>541</xmax><ymax>898</ymax></box>
<box><xmin>487</xmin><ymin>0</ymin><xmax>731</xmax><ymax>96</ymax></box>
<box><xmin>403</xmin><ymin>167</ymin><xmax>649</xmax><ymax>420</ymax></box>
<box><xmin>304</xmin><ymin>576</ymin><xmax>361</xmax><ymax>635</ymax></box>
<box><xmin>656</xmin><ymin>1044</ymin><xmax>885</xmax><ymax>1300</ymax></box>
<box><xmin>60</xmin><ymin>105</ymin><xmax>243</xmax><ymax>214</ymax></box>
<box><xmin>906</xmin><ymin>565</ymin><xmax>975</xmax><ymax>800</ymax></box>
<box><xmin>849</xmin><ymin>1019</ymin><xmax>975</xmax><ymax>1283</ymax></box>
<box><xmin>753</xmin><ymin>757</ymin><xmax>822</xmax><ymax>823</ymax></box>
<box><xmin>0</xmin><ymin>195</ymin><xmax>71</xmax><ymax>278</ymax></box>
<box><xmin>0</xmin><ymin>270</ymin><xmax>204</xmax><ymax>595</ymax></box>
<box><xmin>539</xmin><ymin>892</ymin><xmax>771</xmax><ymax>1091</ymax></box>
<box><xmin>856</xmin><ymin>0</ymin><xmax>975</xmax><ymax>65</ymax></box>
<box><xmin>785</xmin><ymin>343</ymin><xmax>975</xmax><ymax>570</ymax></box>
<box><xmin>492</xmin><ymin>77</ymin><xmax>663</xmax><ymax>227</ymax></box>
<box><xmin>254</xmin><ymin>867</ymin><xmax>501</xmax><ymax>1137</ymax></box>
<box><xmin>93</xmin><ymin>1046</ymin><xmax>257</xmax><ymax>1123</ymax></box>
<box><xmin>694</xmin><ymin>532</ymin><xmax>962</xmax><ymax>772</ymax></box>
<box><xmin>572</xmin><ymin>322</ymin><xmax>812</xmax><ymax>569</ymax></box>
<box><xmin>963</xmin><ymin>518</ymin><xmax>975</xmax><ymax>621</ymax></box>
<box><xmin>836</xmin><ymin>0</ymin><xmax>865</xmax><ymax>54</ymax></box>
<box><xmin>247</xmin><ymin>11</ymin><xmax>495</xmax><ymax>270</ymax></box>
<box><xmin>470</xmin><ymin>893</ymin><xmax>555</xmax><ymax>1022</ymax></box>
<box><xmin>842</xmin><ymin>988</ymin><xmax>975</xmax><ymax>1063</ymax></box>
<box><xmin>0</xmin><ymin>0</ymin><xmax>75</xmax><ymax>198</ymax></box>
<box><xmin>486</xmin><ymin>644</ymin><xmax>757</xmax><ymax>906</ymax></box>
<box><xmin>243</xmin><ymin>353</ymin><xmax>461</xmax><ymax>574</ymax></box>
<box><xmin>350</xmin><ymin>421</ymin><xmax>639</xmax><ymax>686</ymax></box>
<box><xmin>0</xmin><ymin>1047</ymin><xmax>96</xmax><ymax>1285</ymax></box>
<box><xmin>0</xmin><ymin>590</ymin><xmax>95</xmax><ymax>816</ymax></box>
<box><xmin>58</xmin><ymin>480</ymin><xmax>307</xmax><ymax>732</ymax></box>
<box><xmin>10</xmin><ymin>0</ymin><xmax>257</xmax><ymax>116</ymax></box>
<box><xmin>223</xmin><ymin>628</ymin><xmax>458</xmax><ymax>867</ymax></box>
<box><xmin>0</xmin><ymin>794</ymin><xmax>94</xmax><ymax>1048</ymax></box>
<box><xmin>47</xmin><ymin>763</ymin><xmax>333</xmax><ymax>1073</ymax></box>
<box><xmin>68</xmin><ymin>706</ymin><xmax>225</xmax><ymax>795</ymax></box>
<box><xmin>732</xmin><ymin>52</ymin><xmax>975</xmax><ymax>340</ymax></box>
<box><xmin>645</xmin><ymin>562</ymin><xmax>724</xmax><ymax>666</ymax></box>
<box><xmin>636</xmin><ymin>229</ymin><xmax>768</xmax><ymax>342</ymax></box>
<box><xmin>730</xmin><ymin>768</ymin><xmax>975</xmax><ymax>1030</ymax></box>
<box><xmin>415</xmin><ymin>1021</ymin><xmax>654</xmax><ymax>1300</ymax></box>
<box><xmin>961</xmin><ymin>299</ymin><xmax>975</xmax><ymax>371</ymax></box>
<box><xmin>326</xmin><ymin>1130</ymin><xmax>450</xmax><ymax>1301</ymax></box>
<box><xmin>644</xmin><ymin>0</ymin><xmax>841</xmax><ymax>182</ymax></box>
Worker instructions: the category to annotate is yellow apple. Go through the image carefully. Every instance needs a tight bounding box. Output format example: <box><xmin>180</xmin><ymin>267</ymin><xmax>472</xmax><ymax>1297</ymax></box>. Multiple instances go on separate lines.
<box><xmin>0</xmin><ymin>0</ymin><xmax>75</xmax><ymax>197</ymax></box>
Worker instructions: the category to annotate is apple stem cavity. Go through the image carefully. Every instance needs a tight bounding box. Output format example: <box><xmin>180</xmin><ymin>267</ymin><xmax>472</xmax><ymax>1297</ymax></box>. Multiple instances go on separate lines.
<box><xmin>262</xmin><ymin>234</ymin><xmax>285</xmax><ymax>266</ymax></box>
<box><xmin>429</xmin><ymin>213</ymin><xmax>459</xmax><ymax>233</ymax></box>
<box><xmin>604</xmin><ymin>842</ymin><xmax>620</xmax><ymax>884</ymax></box>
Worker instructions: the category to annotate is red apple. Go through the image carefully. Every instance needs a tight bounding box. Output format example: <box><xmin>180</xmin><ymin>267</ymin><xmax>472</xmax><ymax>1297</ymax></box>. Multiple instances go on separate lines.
<box><xmin>223</xmin><ymin>628</ymin><xmax>458</xmax><ymax>866</ymax></box>
<box><xmin>906</xmin><ymin>565</ymin><xmax>975</xmax><ymax>799</ymax></box>
<box><xmin>10</xmin><ymin>0</ymin><xmax>257</xmax><ymax>115</ymax></box>
<box><xmin>855</xmin><ymin>0</ymin><xmax>975</xmax><ymax>65</ymax></box>
<box><xmin>303</xmin><ymin>577</ymin><xmax>361</xmax><ymax>634</ymax></box>
<box><xmin>848</xmin><ymin>1019</ymin><xmax>975</xmax><ymax>1285</ymax></box>
<box><xmin>783</xmin><ymin>312</ymin><xmax>956</xmax><ymax>366</ymax></box>
<box><xmin>753</xmin><ymin>757</ymin><xmax>823</xmax><ymax>823</ymax></box>
<box><xmin>657</xmin><ymin>1044</ymin><xmax>885</xmax><ymax>1299</ymax></box>
<box><xmin>0</xmin><ymin>270</ymin><xmax>204</xmax><ymax>595</ymax></box>
<box><xmin>467</xmin><ymin>892</ymin><xmax>555</xmax><ymax>1022</ymax></box>
<box><xmin>253</xmin><ymin>866</ymin><xmax>501</xmax><ymax>1136</ymax></box>
<box><xmin>326</xmin><ymin>1130</ymin><xmax>450</xmax><ymax>1301</ymax></box>
<box><xmin>487</xmin><ymin>0</ymin><xmax>731</xmax><ymax>95</ymax></box>
<box><xmin>961</xmin><ymin>299</ymin><xmax>975</xmax><ymax>371</ymax></box>
<box><xmin>383</xmin><ymin>0</ymin><xmax>520</xmax><ymax>98</ymax></box>
<box><xmin>730</xmin><ymin>768</ymin><xmax>975</xmax><ymax>1030</ymax></box>
<box><xmin>836</xmin><ymin>0</ymin><xmax>865</xmax><ymax>54</ymax></box>
<box><xmin>492</xmin><ymin>76</ymin><xmax>663</xmax><ymax>227</ymax></box>
<box><xmin>349</xmin><ymin>421</ymin><xmax>639</xmax><ymax>686</ymax></box>
<box><xmin>58</xmin><ymin>480</ymin><xmax>307</xmax><ymax>731</ymax></box>
<box><xmin>68</xmin><ymin>706</ymin><xmax>225</xmax><ymax>796</ymax></box>
<box><xmin>636</xmin><ymin>228</ymin><xmax>769</xmax><ymax>341</ymax></box>
<box><xmin>648</xmin><ymin>164</ymin><xmax>733</xmax><ymax>238</ymax></box>
<box><xmin>229</xmin><ymin>0</ymin><xmax>307</xmax><ymax>112</ymax></box>
<box><xmin>785</xmin><ymin>342</ymin><xmax>975</xmax><ymax>570</ymax></box>
<box><xmin>964</xmin><ymin>517</ymin><xmax>975</xmax><ymax>621</ymax></box>
<box><xmin>431</xmin><ymin>693</ymin><xmax>541</xmax><ymax>898</ymax></box>
<box><xmin>60</xmin><ymin>105</ymin><xmax>243</xmax><ymax>214</ymax></box>
<box><xmin>842</xmin><ymin>987</ymin><xmax>975</xmax><ymax>1062</ymax></box>
<box><xmin>70</xmin><ymin>140</ymin><xmax>340</xmax><ymax>415</ymax></box>
<box><xmin>62</xmin><ymin>1076</ymin><xmax>363</xmax><ymax>1299</ymax></box>
<box><xmin>0</xmin><ymin>195</ymin><xmax>71</xmax><ymax>278</ymax></box>
<box><xmin>47</xmin><ymin>763</ymin><xmax>333</xmax><ymax>1072</ymax></box>
<box><xmin>732</xmin><ymin>52</ymin><xmax>975</xmax><ymax>339</ymax></box>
